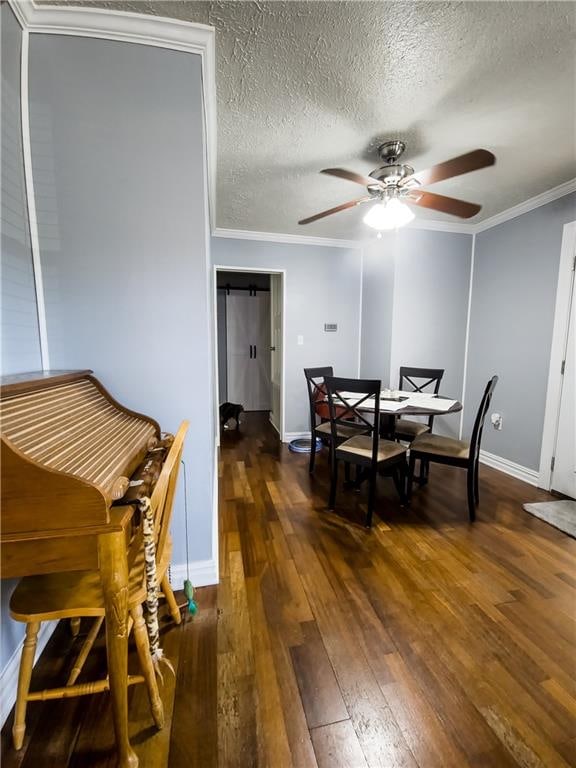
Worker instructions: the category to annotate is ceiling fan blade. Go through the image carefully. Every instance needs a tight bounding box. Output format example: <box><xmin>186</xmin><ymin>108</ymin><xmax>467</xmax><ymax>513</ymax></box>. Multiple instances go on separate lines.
<box><xmin>298</xmin><ymin>196</ymin><xmax>371</xmax><ymax>225</ymax></box>
<box><xmin>408</xmin><ymin>190</ymin><xmax>481</xmax><ymax>219</ymax></box>
<box><xmin>411</xmin><ymin>149</ymin><xmax>495</xmax><ymax>187</ymax></box>
<box><xmin>321</xmin><ymin>168</ymin><xmax>381</xmax><ymax>188</ymax></box>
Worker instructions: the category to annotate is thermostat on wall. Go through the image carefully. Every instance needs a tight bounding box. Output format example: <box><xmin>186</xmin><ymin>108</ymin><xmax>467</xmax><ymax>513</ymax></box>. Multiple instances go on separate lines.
<box><xmin>324</xmin><ymin>323</ymin><xmax>337</xmax><ymax>332</ymax></box>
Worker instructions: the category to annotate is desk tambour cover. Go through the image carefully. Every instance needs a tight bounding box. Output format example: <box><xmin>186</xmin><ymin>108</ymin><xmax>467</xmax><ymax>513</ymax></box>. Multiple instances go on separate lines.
<box><xmin>1</xmin><ymin>370</ymin><xmax>159</xmax><ymax>535</ymax></box>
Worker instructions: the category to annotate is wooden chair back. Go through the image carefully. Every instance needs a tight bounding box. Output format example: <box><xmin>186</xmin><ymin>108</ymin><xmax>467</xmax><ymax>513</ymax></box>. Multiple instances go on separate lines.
<box><xmin>399</xmin><ymin>366</ymin><xmax>445</xmax><ymax>430</ymax></box>
<box><xmin>304</xmin><ymin>366</ymin><xmax>334</xmax><ymax>428</ymax></box>
<box><xmin>324</xmin><ymin>376</ymin><xmax>380</xmax><ymax>464</ymax></box>
<box><xmin>398</xmin><ymin>367</ymin><xmax>445</xmax><ymax>394</ymax></box>
<box><xmin>149</xmin><ymin>421</ymin><xmax>189</xmax><ymax>570</ymax></box>
<box><xmin>469</xmin><ymin>376</ymin><xmax>498</xmax><ymax>466</ymax></box>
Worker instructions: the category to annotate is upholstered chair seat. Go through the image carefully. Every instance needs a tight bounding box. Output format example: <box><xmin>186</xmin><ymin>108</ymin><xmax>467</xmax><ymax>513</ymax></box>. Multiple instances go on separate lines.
<box><xmin>394</xmin><ymin>419</ymin><xmax>430</xmax><ymax>439</ymax></box>
<box><xmin>338</xmin><ymin>435</ymin><xmax>406</xmax><ymax>463</ymax></box>
<box><xmin>409</xmin><ymin>433</ymin><xmax>470</xmax><ymax>460</ymax></box>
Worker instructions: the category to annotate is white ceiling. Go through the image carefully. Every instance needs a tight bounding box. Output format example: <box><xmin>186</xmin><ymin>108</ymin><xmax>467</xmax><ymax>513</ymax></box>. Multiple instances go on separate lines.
<box><xmin>47</xmin><ymin>1</ymin><xmax>576</xmax><ymax>240</ymax></box>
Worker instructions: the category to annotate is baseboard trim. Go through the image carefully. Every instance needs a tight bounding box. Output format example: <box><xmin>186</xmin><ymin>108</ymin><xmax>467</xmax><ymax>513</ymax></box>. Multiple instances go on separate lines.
<box><xmin>479</xmin><ymin>449</ymin><xmax>540</xmax><ymax>487</ymax></box>
<box><xmin>269</xmin><ymin>415</ymin><xmax>280</xmax><ymax>435</ymax></box>
<box><xmin>1</xmin><ymin>620</ymin><xmax>58</xmax><ymax>728</ymax></box>
<box><xmin>282</xmin><ymin>431</ymin><xmax>311</xmax><ymax>443</ymax></box>
<box><xmin>169</xmin><ymin>559</ymin><xmax>219</xmax><ymax>588</ymax></box>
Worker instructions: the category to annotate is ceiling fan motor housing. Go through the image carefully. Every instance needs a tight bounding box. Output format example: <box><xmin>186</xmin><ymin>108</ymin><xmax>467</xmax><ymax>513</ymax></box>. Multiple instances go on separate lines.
<box><xmin>369</xmin><ymin>164</ymin><xmax>415</xmax><ymax>186</ymax></box>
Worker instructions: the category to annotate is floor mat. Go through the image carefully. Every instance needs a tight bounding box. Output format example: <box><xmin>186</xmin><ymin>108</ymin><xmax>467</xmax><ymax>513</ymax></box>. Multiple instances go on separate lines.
<box><xmin>523</xmin><ymin>499</ymin><xmax>576</xmax><ymax>538</ymax></box>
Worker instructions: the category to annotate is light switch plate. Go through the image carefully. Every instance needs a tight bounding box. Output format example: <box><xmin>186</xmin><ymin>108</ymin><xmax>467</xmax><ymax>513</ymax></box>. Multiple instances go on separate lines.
<box><xmin>297</xmin><ymin>335</ymin><xmax>304</xmax><ymax>345</ymax></box>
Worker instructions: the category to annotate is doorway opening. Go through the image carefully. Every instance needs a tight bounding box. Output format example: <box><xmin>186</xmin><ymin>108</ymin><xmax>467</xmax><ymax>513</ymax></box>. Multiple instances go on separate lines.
<box><xmin>215</xmin><ymin>267</ymin><xmax>284</xmax><ymax>438</ymax></box>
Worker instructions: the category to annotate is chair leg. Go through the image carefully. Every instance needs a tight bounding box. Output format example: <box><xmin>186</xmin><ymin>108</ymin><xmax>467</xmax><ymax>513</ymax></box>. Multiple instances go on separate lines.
<box><xmin>131</xmin><ymin>604</ymin><xmax>165</xmax><ymax>730</ymax></box>
<box><xmin>474</xmin><ymin>459</ymin><xmax>480</xmax><ymax>505</ymax></box>
<box><xmin>69</xmin><ymin>617</ymin><xmax>81</xmax><ymax>637</ymax></box>
<box><xmin>418</xmin><ymin>458</ymin><xmax>428</xmax><ymax>486</ymax></box>
<box><xmin>344</xmin><ymin>461</ymin><xmax>351</xmax><ymax>484</ymax></box>
<box><xmin>13</xmin><ymin>621</ymin><xmax>40</xmax><ymax>750</ymax></box>
<box><xmin>407</xmin><ymin>454</ymin><xmax>417</xmax><ymax>503</ymax></box>
<box><xmin>329</xmin><ymin>458</ymin><xmax>338</xmax><ymax>510</ymax></box>
<box><xmin>308</xmin><ymin>434</ymin><xmax>316</xmax><ymax>474</ymax></box>
<box><xmin>67</xmin><ymin>616</ymin><xmax>104</xmax><ymax>686</ymax></box>
<box><xmin>395</xmin><ymin>462</ymin><xmax>408</xmax><ymax>505</ymax></box>
<box><xmin>161</xmin><ymin>575</ymin><xmax>182</xmax><ymax>625</ymax></box>
<box><xmin>467</xmin><ymin>468</ymin><xmax>476</xmax><ymax>522</ymax></box>
<box><xmin>366</xmin><ymin>469</ymin><xmax>377</xmax><ymax>527</ymax></box>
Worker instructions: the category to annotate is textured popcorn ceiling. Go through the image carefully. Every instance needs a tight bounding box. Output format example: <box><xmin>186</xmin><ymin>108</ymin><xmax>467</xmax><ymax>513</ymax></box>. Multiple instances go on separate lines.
<box><xmin>42</xmin><ymin>1</ymin><xmax>576</xmax><ymax>239</ymax></box>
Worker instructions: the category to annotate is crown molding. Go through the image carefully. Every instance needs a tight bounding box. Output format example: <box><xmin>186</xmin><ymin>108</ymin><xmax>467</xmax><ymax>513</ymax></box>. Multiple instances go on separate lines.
<box><xmin>473</xmin><ymin>178</ymin><xmax>576</xmax><ymax>234</ymax></box>
<box><xmin>8</xmin><ymin>0</ymin><xmax>217</xmax><ymax>230</ymax></box>
<box><xmin>407</xmin><ymin>218</ymin><xmax>474</xmax><ymax>235</ymax></box>
<box><xmin>212</xmin><ymin>227</ymin><xmax>362</xmax><ymax>250</ymax></box>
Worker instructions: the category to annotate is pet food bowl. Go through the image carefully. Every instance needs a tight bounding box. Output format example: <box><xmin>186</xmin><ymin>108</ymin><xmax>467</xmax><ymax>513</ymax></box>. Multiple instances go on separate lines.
<box><xmin>288</xmin><ymin>438</ymin><xmax>323</xmax><ymax>454</ymax></box>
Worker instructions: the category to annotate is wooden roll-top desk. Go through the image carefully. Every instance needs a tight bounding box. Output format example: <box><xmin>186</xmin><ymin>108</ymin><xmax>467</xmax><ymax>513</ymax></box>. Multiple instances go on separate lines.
<box><xmin>1</xmin><ymin>369</ymin><xmax>168</xmax><ymax>767</ymax></box>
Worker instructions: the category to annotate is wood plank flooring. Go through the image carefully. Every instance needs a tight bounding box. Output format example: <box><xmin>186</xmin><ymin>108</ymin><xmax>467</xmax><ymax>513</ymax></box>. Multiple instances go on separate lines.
<box><xmin>2</xmin><ymin>412</ymin><xmax>575</xmax><ymax>767</ymax></box>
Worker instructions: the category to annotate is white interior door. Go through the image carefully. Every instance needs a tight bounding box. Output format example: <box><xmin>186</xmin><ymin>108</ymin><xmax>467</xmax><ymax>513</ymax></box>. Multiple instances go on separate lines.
<box><xmin>270</xmin><ymin>274</ymin><xmax>282</xmax><ymax>432</ymax></box>
<box><xmin>551</xmin><ymin>267</ymin><xmax>576</xmax><ymax>498</ymax></box>
<box><xmin>226</xmin><ymin>292</ymin><xmax>253</xmax><ymax>408</ymax></box>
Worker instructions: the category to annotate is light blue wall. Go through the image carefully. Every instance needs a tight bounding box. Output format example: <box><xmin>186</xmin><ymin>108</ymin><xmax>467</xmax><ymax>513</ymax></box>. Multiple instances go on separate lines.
<box><xmin>211</xmin><ymin>237</ymin><xmax>363</xmax><ymax>434</ymax></box>
<box><xmin>28</xmin><ymin>35</ymin><xmax>214</xmax><ymax>568</ymax></box>
<box><xmin>360</xmin><ymin>241</ymin><xmax>395</xmax><ymax>386</ymax></box>
<box><xmin>0</xmin><ymin>4</ymin><xmax>40</xmax><ymax>677</ymax></box>
<box><xmin>361</xmin><ymin>230</ymin><xmax>473</xmax><ymax>437</ymax></box>
<box><xmin>464</xmin><ymin>193</ymin><xmax>576</xmax><ymax>469</ymax></box>
<box><xmin>1</xmin><ymin>4</ymin><xmax>42</xmax><ymax>375</ymax></box>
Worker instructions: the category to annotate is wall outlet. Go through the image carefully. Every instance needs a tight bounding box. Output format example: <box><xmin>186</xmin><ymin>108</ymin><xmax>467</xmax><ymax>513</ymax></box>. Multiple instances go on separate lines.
<box><xmin>491</xmin><ymin>413</ymin><xmax>503</xmax><ymax>430</ymax></box>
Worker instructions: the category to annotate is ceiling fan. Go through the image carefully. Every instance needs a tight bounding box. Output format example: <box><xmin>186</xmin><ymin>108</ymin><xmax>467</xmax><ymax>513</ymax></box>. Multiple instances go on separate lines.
<box><xmin>298</xmin><ymin>141</ymin><xmax>495</xmax><ymax>230</ymax></box>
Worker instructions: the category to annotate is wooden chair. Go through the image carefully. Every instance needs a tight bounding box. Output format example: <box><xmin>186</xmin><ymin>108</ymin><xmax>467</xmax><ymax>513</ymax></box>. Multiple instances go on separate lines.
<box><xmin>8</xmin><ymin>421</ymin><xmax>189</xmax><ymax>752</ymax></box>
<box><xmin>407</xmin><ymin>377</ymin><xmax>498</xmax><ymax>521</ymax></box>
<box><xmin>304</xmin><ymin>367</ymin><xmax>366</xmax><ymax>474</ymax></box>
<box><xmin>324</xmin><ymin>377</ymin><xmax>407</xmax><ymax>527</ymax></box>
<box><xmin>394</xmin><ymin>366</ymin><xmax>445</xmax><ymax>442</ymax></box>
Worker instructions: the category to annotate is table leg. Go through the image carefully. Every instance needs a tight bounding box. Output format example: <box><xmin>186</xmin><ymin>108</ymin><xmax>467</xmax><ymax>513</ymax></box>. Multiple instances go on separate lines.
<box><xmin>379</xmin><ymin>413</ymin><xmax>396</xmax><ymax>439</ymax></box>
<box><xmin>98</xmin><ymin>529</ymin><xmax>138</xmax><ymax>768</ymax></box>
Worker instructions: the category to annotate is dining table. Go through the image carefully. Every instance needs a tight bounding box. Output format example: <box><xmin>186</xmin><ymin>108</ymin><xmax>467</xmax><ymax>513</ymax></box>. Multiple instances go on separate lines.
<box><xmin>335</xmin><ymin>390</ymin><xmax>463</xmax><ymax>439</ymax></box>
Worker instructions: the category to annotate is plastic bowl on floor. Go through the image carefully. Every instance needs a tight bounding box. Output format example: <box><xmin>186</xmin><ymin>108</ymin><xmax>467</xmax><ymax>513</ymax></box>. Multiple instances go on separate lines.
<box><xmin>288</xmin><ymin>437</ymin><xmax>323</xmax><ymax>454</ymax></box>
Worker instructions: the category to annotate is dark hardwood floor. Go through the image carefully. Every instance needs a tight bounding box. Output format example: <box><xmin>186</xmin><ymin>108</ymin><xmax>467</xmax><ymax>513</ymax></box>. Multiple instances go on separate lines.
<box><xmin>2</xmin><ymin>412</ymin><xmax>575</xmax><ymax>767</ymax></box>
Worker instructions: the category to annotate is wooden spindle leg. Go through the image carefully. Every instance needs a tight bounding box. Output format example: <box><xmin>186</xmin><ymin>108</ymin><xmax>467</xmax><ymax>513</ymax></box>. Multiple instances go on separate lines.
<box><xmin>130</xmin><ymin>604</ymin><xmax>164</xmax><ymax>729</ymax></box>
<box><xmin>98</xmin><ymin>529</ymin><xmax>138</xmax><ymax>768</ymax></box>
<box><xmin>69</xmin><ymin>617</ymin><xmax>81</xmax><ymax>637</ymax></box>
<box><xmin>12</xmin><ymin>621</ymin><xmax>40</xmax><ymax>750</ymax></box>
<box><xmin>161</xmin><ymin>575</ymin><xmax>182</xmax><ymax>625</ymax></box>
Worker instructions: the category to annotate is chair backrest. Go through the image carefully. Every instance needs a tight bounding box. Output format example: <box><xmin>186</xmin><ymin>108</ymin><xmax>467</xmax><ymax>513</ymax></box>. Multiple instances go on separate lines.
<box><xmin>324</xmin><ymin>376</ymin><xmax>380</xmax><ymax>462</ymax></box>
<box><xmin>399</xmin><ymin>366</ymin><xmax>444</xmax><ymax>394</ymax></box>
<box><xmin>304</xmin><ymin>366</ymin><xmax>334</xmax><ymax>429</ymax></box>
<box><xmin>469</xmin><ymin>376</ymin><xmax>498</xmax><ymax>463</ymax></box>
<box><xmin>399</xmin><ymin>366</ymin><xmax>445</xmax><ymax>429</ymax></box>
<box><xmin>150</xmin><ymin>420</ymin><xmax>189</xmax><ymax>567</ymax></box>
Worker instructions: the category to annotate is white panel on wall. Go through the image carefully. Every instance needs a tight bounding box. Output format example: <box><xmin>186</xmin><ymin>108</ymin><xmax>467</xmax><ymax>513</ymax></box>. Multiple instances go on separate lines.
<box><xmin>1</xmin><ymin>4</ymin><xmax>42</xmax><ymax>375</ymax></box>
<box><xmin>28</xmin><ymin>34</ymin><xmax>214</xmax><ymax>566</ymax></box>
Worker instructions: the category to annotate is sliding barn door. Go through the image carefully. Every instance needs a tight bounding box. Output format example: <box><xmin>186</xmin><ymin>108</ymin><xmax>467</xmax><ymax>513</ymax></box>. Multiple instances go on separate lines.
<box><xmin>226</xmin><ymin>291</ymin><xmax>271</xmax><ymax>411</ymax></box>
<box><xmin>226</xmin><ymin>292</ymin><xmax>253</xmax><ymax>408</ymax></box>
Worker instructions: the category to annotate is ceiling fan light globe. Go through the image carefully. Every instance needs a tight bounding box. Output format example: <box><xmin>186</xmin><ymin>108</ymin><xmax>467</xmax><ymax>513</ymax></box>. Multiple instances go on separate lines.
<box><xmin>363</xmin><ymin>198</ymin><xmax>415</xmax><ymax>230</ymax></box>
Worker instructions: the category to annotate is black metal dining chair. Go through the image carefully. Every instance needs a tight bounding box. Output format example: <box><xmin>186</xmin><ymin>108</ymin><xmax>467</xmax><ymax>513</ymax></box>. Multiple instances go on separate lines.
<box><xmin>324</xmin><ymin>376</ymin><xmax>408</xmax><ymax>527</ymax></box>
<box><xmin>303</xmin><ymin>367</ymin><xmax>366</xmax><ymax>474</ymax></box>
<box><xmin>394</xmin><ymin>366</ymin><xmax>445</xmax><ymax>442</ymax></box>
<box><xmin>407</xmin><ymin>376</ymin><xmax>498</xmax><ymax>522</ymax></box>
